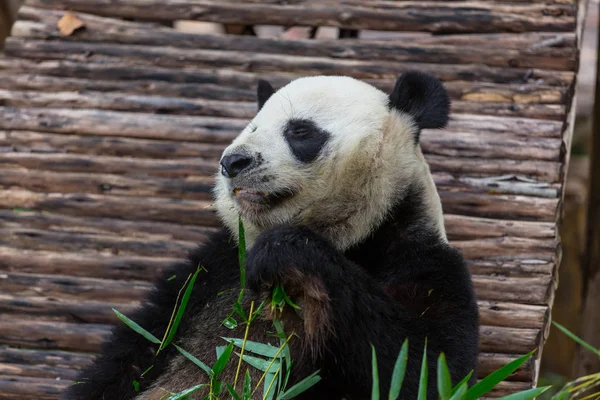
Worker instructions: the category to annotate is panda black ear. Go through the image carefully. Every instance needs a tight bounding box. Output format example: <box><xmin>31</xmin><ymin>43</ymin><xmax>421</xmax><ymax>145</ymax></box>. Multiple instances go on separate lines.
<box><xmin>257</xmin><ymin>79</ymin><xmax>275</xmax><ymax>111</ymax></box>
<box><xmin>388</xmin><ymin>71</ymin><xmax>450</xmax><ymax>139</ymax></box>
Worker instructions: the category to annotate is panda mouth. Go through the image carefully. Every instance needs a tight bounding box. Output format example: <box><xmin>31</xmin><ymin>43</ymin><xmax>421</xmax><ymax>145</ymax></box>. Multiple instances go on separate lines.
<box><xmin>233</xmin><ymin>188</ymin><xmax>293</xmax><ymax>207</ymax></box>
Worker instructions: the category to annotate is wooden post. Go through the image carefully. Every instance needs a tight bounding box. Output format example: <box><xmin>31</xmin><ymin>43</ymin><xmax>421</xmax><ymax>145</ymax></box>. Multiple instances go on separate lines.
<box><xmin>574</xmin><ymin>0</ymin><xmax>600</xmax><ymax>377</ymax></box>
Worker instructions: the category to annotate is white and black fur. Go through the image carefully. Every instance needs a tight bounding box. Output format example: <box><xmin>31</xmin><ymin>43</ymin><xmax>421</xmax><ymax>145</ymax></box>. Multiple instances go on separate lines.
<box><xmin>63</xmin><ymin>72</ymin><xmax>479</xmax><ymax>400</ymax></box>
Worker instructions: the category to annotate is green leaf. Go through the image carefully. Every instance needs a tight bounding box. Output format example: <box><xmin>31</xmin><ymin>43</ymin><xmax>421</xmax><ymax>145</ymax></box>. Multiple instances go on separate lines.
<box><xmin>167</xmin><ymin>274</ymin><xmax>177</xmax><ymax>281</ymax></box>
<box><xmin>233</xmin><ymin>301</ymin><xmax>248</xmax><ymax>322</ymax></box>
<box><xmin>553</xmin><ymin>321</ymin><xmax>600</xmax><ymax>357</ymax></box>
<box><xmin>280</xmin><ymin>286</ymin><xmax>300</xmax><ymax>310</ymax></box>
<box><xmin>371</xmin><ymin>344</ymin><xmax>380</xmax><ymax>400</ymax></box>
<box><xmin>239</xmin><ymin>353</ymin><xmax>281</xmax><ymax>373</ymax></box>
<box><xmin>243</xmin><ymin>370</ymin><xmax>252</xmax><ymax>400</ymax></box>
<box><xmin>466</xmin><ymin>351</ymin><xmax>535</xmax><ymax>400</ymax></box>
<box><xmin>212</xmin><ymin>380</ymin><xmax>223</xmax><ymax>396</ymax></box>
<box><xmin>223</xmin><ymin>337</ymin><xmax>280</xmax><ymax>359</ymax></box>
<box><xmin>495</xmin><ymin>386</ymin><xmax>550</xmax><ymax>400</ymax></box>
<box><xmin>417</xmin><ymin>340</ymin><xmax>428</xmax><ymax>400</ymax></box>
<box><xmin>132</xmin><ymin>380</ymin><xmax>140</xmax><ymax>392</ymax></box>
<box><xmin>263</xmin><ymin>371</ymin><xmax>278</xmax><ymax>400</ymax></box>
<box><xmin>389</xmin><ymin>339</ymin><xmax>409</xmax><ymax>400</ymax></box>
<box><xmin>112</xmin><ymin>309</ymin><xmax>161</xmax><ymax>344</ymax></box>
<box><xmin>161</xmin><ymin>267</ymin><xmax>202</xmax><ymax>350</ymax></box>
<box><xmin>165</xmin><ymin>383</ymin><xmax>209</xmax><ymax>400</ymax></box>
<box><xmin>141</xmin><ymin>365</ymin><xmax>154</xmax><ymax>377</ymax></box>
<box><xmin>437</xmin><ymin>353</ymin><xmax>453</xmax><ymax>400</ymax></box>
<box><xmin>213</xmin><ymin>341</ymin><xmax>235</xmax><ymax>378</ymax></box>
<box><xmin>451</xmin><ymin>371</ymin><xmax>473</xmax><ymax>397</ymax></box>
<box><xmin>174</xmin><ymin>345</ymin><xmax>211</xmax><ymax>376</ymax></box>
<box><xmin>278</xmin><ymin>370</ymin><xmax>321</xmax><ymax>400</ymax></box>
<box><xmin>238</xmin><ymin>217</ymin><xmax>247</xmax><ymax>288</ymax></box>
<box><xmin>222</xmin><ymin>315</ymin><xmax>238</xmax><ymax>330</ymax></box>
<box><xmin>449</xmin><ymin>382</ymin><xmax>468</xmax><ymax>400</ymax></box>
<box><xmin>226</xmin><ymin>383</ymin><xmax>241</xmax><ymax>400</ymax></box>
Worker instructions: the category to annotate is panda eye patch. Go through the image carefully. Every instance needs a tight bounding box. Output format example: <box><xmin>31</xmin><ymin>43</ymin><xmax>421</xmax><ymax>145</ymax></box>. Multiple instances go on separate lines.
<box><xmin>284</xmin><ymin>119</ymin><xmax>331</xmax><ymax>163</ymax></box>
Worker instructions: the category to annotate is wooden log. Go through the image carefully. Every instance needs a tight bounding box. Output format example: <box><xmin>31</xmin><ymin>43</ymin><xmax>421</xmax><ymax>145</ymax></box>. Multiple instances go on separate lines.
<box><xmin>0</xmin><ymin>247</ymin><xmax>180</xmax><ymax>280</ymax></box>
<box><xmin>24</xmin><ymin>0</ymin><xmax>576</xmax><ymax>34</ymax></box>
<box><xmin>0</xmin><ymin>168</ymin><xmax>215</xmax><ymax>201</ymax></box>
<box><xmin>0</xmin><ymin>186</ymin><xmax>558</xmax><ymax>225</ymax></box>
<box><xmin>11</xmin><ymin>17</ymin><xmax>578</xmax><ymax>71</ymax></box>
<box><xmin>434</xmin><ymin>173</ymin><xmax>559</xmax><ymax>198</ymax></box>
<box><xmin>443</xmin><ymin>114</ymin><xmax>563</xmax><ymax>138</ymax></box>
<box><xmin>0</xmin><ymin>272</ymin><xmax>152</xmax><ymax>303</ymax></box>
<box><xmin>0</xmin><ymin>55</ymin><xmax>575</xmax><ymax>89</ymax></box>
<box><xmin>0</xmin><ymin>89</ymin><xmax>257</xmax><ymax>119</ymax></box>
<box><xmin>453</xmin><ymin>237</ymin><xmax>557</xmax><ymax>259</ymax></box>
<box><xmin>0</xmin><ymin>227</ymin><xmax>198</xmax><ymax>257</ymax></box>
<box><xmin>0</xmin><ymin>72</ymin><xmax>568</xmax><ymax>106</ymax></box>
<box><xmin>0</xmin><ymin>375</ymin><xmax>70</xmax><ymax>400</ymax></box>
<box><xmin>0</xmin><ymin>88</ymin><xmax>565</xmax><ymax>121</ymax></box>
<box><xmin>438</xmin><ymin>191</ymin><xmax>558</xmax><ymax>221</ymax></box>
<box><xmin>477</xmin><ymin>301</ymin><xmax>548</xmax><ymax>329</ymax></box>
<box><xmin>4</xmin><ymin>38</ymin><xmax>576</xmax><ymax>87</ymax></box>
<box><xmin>0</xmin><ymin>295</ymin><xmax>138</xmax><ymax>325</ymax></box>
<box><xmin>0</xmin><ymin>106</ymin><xmax>242</xmax><ymax>144</ymax></box>
<box><xmin>0</xmin><ymin>135</ymin><xmax>564</xmax><ymax>183</ymax></box>
<box><xmin>478</xmin><ymin>353</ymin><xmax>534</xmax><ymax>382</ymax></box>
<box><xmin>425</xmin><ymin>156</ymin><xmax>562</xmax><ymax>184</ymax></box>
<box><xmin>0</xmin><ymin>348</ymin><xmax>93</xmax><ymax>370</ymax></box>
<box><xmin>467</xmin><ymin>259</ymin><xmax>554</xmax><ymax>277</ymax></box>
<box><xmin>451</xmin><ymin>100</ymin><xmax>565</xmax><ymax>120</ymax></box>
<box><xmin>472</xmin><ymin>276</ymin><xmax>553</xmax><ymax>305</ymax></box>
<box><xmin>0</xmin><ymin>362</ymin><xmax>79</xmax><ymax>380</ymax></box>
<box><xmin>0</xmin><ymin>210</ymin><xmax>217</xmax><ymax>243</ymax></box>
<box><xmin>485</xmin><ymin>381</ymin><xmax>533</xmax><ymax>398</ymax></box>
<box><xmin>421</xmin><ymin>131</ymin><xmax>562</xmax><ymax>162</ymax></box>
<box><xmin>0</xmin><ymin>316</ymin><xmax>111</xmax><ymax>352</ymax></box>
<box><xmin>479</xmin><ymin>326</ymin><xmax>539</xmax><ymax>354</ymax></box>
<box><xmin>444</xmin><ymin>215</ymin><xmax>555</xmax><ymax>240</ymax></box>
<box><xmin>0</xmin><ymin>132</ymin><xmax>225</xmax><ymax>160</ymax></box>
<box><xmin>0</xmin><ymin>190</ymin><xmax>219</xmax><ymax>227</ymax></box>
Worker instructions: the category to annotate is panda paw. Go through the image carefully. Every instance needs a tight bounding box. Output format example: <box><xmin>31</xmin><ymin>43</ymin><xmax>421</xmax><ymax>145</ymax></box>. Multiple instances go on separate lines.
<box><xmin>245</xmin><ymin>225</ymin><xmax>338</xmax><ymax>296</ymax></box>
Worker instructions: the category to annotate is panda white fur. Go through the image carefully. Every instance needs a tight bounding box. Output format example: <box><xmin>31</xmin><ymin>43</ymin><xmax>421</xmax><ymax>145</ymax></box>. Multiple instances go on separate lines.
<box><xmin>64</xmin><ymin>72</ymin><xmax>479</xmax><ymax>400</ymax></box>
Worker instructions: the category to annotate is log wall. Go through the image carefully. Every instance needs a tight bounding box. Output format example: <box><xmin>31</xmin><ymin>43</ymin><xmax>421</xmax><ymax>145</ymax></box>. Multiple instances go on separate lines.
<box><xmin>0</xmin><ymin>0</ymin><xmax>586</xmax><ymax>398</ymax></box>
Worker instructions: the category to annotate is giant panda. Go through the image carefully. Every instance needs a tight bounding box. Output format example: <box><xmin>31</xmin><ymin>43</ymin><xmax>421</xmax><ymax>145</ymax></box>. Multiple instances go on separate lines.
<box><xmin>63</xmin><ymin>72</ymin><xmax>479</xmax><ymax>400</ymax></box>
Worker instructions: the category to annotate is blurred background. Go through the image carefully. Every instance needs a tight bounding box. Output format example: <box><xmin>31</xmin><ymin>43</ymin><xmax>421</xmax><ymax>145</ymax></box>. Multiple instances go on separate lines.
<box><xmin>0</xmin><ymin>0</ymin><xmax>598</xmax><ymax>392</ymax></box>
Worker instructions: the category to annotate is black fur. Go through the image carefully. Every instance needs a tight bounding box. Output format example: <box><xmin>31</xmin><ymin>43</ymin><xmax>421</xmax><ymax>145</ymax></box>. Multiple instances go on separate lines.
<box><xmin>63</xmin><ymin>191</ymin><xmax>478</xmax><ymax>400</ymax></box>
<box><xmin>388</xmin><ymin>71</ymin><xmax>450</xmax><ymax>142</ymax></box>
<box><xmin>257</xmin><ymin>79</ymin><xmax>275</xmax><ymax>111</ymax></box>
<box><xmin>284</xmin><ymin>118</ymin><xmax>331</xmax><ymax>163</ymax></box>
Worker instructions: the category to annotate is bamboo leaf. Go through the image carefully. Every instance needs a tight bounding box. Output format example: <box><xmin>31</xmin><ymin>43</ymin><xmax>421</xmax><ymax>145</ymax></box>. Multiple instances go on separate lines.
<box><xmin>263</xmin><ymin>371</ymin><xmax>278</xmax><ymax>400</ymax></box>
<box><xmin>243</xmin><ymin>370</ymin><xmax>252</xmax><ymax>400</ymax></box>
<box><xmin>174</xmin><ymin>345</ymin><xmax>211</xmax><ymax>376</ymax></box>
<box><xmin>417</xmin><ymin>340</ymin><xmax>428</xmax><ymax>400</ymax></box>
<box><xmin>495</xmin><ymin>386</ymin><xmax>550</xmax><ymax>400</ymax></box>
<box><xmin>553</xmin><ymin>321</ymin><xmax>600</xmax><ymax>358</ymax></box>
<box><xmin>161</xmin><ymin>267</ymin><xmax>203</xmax><ymax>350</ymax></box>
<box><xmin>165</xmin><ymin>383</ymin><xmax>209</xmax><ymax>400</ymax></box>
<box><xmin>112</xmin><ymin>309</ymin><xmax>161</xmax><ymax>344</ymax></box>
<box><xmin>449</xmin><ymin>383</ymin><xmax>468</xmax><ymax>400</ymax></box>
<box><xmin>389</xmin><ymin>339</ymin><xmax>409</xmax><ymax>400</ymax></box>
<box><xmin>466</xmin><ymin>351</ymin><xmax>535</xmax><ymax>400</ymax></box>
<box><xmin>227</xmin><ymin>383</ymin><xmax>242</xmax><ymax>400</ymax></box>
<box><xmin>437</xmin><ymin>353</ymin><xmax>453</xmax><ymax>400</ymax></box>
<box><xmin>372</xmin><ymin>344</ymin><xmax>380</xmax><ymax>400</ymax></box>
<box><xmin>278</xmin><ymin>370</ymin><xmax>321</xmax><ymax>400</ymax></box>
<box><xmin>213</xmin><ymin>341</ymin><xmax>235</xmax><ymax>378</ymax></box>
<box><xmin>240</xmin><ymin>353</ymin><xmax>281</xmax><ymax>373</ymax></box>
<box><xmin>223</xmin><ymin>337</ymin><xmax>280</xmax><ymax>359</ymax></box>
<box><xmin>451</xmin><ymin>371</ymin><xmax>473</xmax><ymax>397</ymax></box>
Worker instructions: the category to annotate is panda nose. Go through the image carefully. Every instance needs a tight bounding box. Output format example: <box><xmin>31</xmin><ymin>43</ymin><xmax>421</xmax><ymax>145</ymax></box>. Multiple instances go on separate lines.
<box><xmin>220</xmin><ymin>154</ymin><xmax>256</xmax><ymax>178</ymax></box>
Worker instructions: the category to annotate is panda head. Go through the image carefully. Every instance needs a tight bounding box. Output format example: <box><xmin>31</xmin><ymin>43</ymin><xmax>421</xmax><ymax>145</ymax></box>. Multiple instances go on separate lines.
<box><xmin>215</xmin><ymin>72</ymin><xmax>450</xmax><ymax>250</ymax></box>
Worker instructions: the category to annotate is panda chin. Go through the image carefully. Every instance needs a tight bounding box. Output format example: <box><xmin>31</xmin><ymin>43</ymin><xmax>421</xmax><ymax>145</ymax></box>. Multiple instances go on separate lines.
<box><xmin>232</xmin><ymin>187</ymin><xmax>294</xmax><ymax>214</ymax></box>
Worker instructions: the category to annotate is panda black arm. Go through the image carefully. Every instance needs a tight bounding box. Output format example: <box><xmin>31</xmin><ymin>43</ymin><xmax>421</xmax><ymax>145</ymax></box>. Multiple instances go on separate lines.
<box><xmin>62</xmin><ymin>230</ymin><xmax>238</xmax><ymax>400</ymax></box>
<box><xmin>246</xmin><ymin>226</ymin><xmax>478</xmax><ymax>400</ymax></box>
